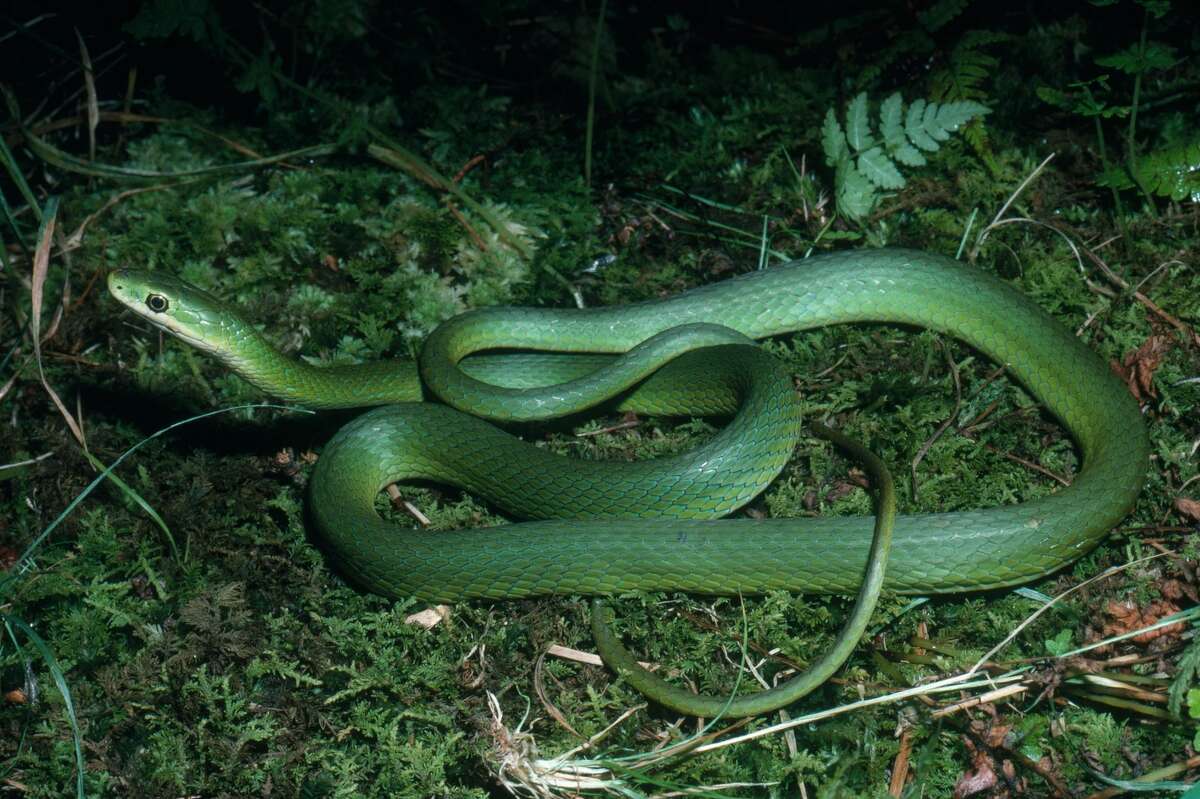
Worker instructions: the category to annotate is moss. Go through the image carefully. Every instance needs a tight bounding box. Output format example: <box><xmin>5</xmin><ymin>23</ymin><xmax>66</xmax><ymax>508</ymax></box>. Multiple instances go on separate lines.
<box><xmin>1</xmin><ymin>4</ymin><xmax>1198</xmax><ymax>796</ymax></box>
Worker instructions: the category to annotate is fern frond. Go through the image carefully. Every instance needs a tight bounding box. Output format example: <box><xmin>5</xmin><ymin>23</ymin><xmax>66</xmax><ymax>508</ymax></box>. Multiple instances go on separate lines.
<box><xmin>819</xmin><ymin>92</ymin><xmax>990</xmax><ymax>221</ymax></box>
<box><xmin>962</xmin><ymin>122</ymin><xmax>999</xmax><ymax>176</ymax></box>
<box><xmin>930</xmin><ymin>30</ymin><xmax>1007</xmax><ymax>103</ymax></box>
<box><xmin>928</xmin><ymin>30</ymin><xmax>1005</xmax><ymax>176</ymax></box>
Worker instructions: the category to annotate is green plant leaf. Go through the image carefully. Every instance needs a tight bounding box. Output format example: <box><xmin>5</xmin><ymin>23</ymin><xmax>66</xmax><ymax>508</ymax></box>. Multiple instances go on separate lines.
<box><xmin>822</xmin><ymin>90</ymin><xmax>985</xmax><ymax>223</ymax></box>
<box><xmin>934</xmin><ymin>100</ymin><xmax>989</xmax><ymax>138</ymax></box>
<box><xmin>905</xmin><ymin>99</ymin><xmax>938</xmax><ymax>150</ymax></box>
<box><xmin>1099</xmin><ymin>139</ymin><xmax>1200</xmax><ymax>201</ymax></box>
<box><xmin>930</xmin><ymin>30</ymin><xmax>1006</xmax><ymax>104</ymax></box>
<box><xmin>1036</xmin><ymin>85</ymin><xmax>1122</xmax><ymax>118</ymax></box>
<box><xmin>906</xmin><ymin>99</ymin><xmax>989</xmax><ymax>150</ymax></box>
<box><xmin>821</xmin><ymin>108</ymin><xmax>849</xmax><ymax>167</ymax></box>
<box><xmin>836</xmin><ymin>160</ymin><xmax>876</xmax><ymax>221</ymax></box>
<box><xmin>234</xmin><ymin>50</ymin><xmax>283</xmax><ymax>104</ymax></box>
<box><xmin>1188</xmin><ymin>688</ymin><xmax>1200</xmax><ymax>719</ymax></box>
<box><xmin>891</xmin><ymin>142</ymin><xmax>927</xmax><ymax>167</ymax></box>
<box><xmin>1035</xmin><ymin>85</ymin><xmax>1071</xmax><ymax>110</ymax></box>
<box><xmin>1096</xmin><ymin>41</ymin><xmax>1178</xmax><ymax>75</ymax></box>
<box><xmin>845</xmin><ymin>92</ymin><xmax>873</xmax><ymax>152</ymax></box>
<box><xmin>1044</xmin><ymin>628</ymin><xmax>1073</xmax><ymax>657</ymax></box>
<box><xmin>857</xmin><ymin>147</ymin><xmax>905</xmax><ymax>189</ymax></box>
<box><xmin>879</xmin><ymin>93</ymin><xmax>905</xmax><ymax>150</ymax></box>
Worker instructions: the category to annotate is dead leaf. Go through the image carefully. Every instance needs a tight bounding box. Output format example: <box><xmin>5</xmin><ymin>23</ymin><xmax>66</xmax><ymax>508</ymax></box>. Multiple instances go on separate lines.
<box><xmin>1175</xmin><ymin>497</ymin><xmax>1200</xmax><ymax>522</ymax></box>
<box><xmin>546</xmin><ymin>643</ymin><xmax>658</xmax><ymax>671</ymax></box>
<box><xmin>405</xmin><ymin>605</ymin><xmax>451</xmax><ymax>629</ymax></box>
<box><xmin>31</xmin><ymin>203</ymin><xmax>87</xmax><ymax>447</ymax></box>
<box><xmin>75</xmin><ymin>29</ymin><xmax>99</xmax><ymax>160</ymax></box>
<box><xmin>1111</xmin><ymin>334</ymin><xmax>1172</xmax><ymax>402</ymax></box>
<box><xmin>983</xmin><ymin>723</ymin><xmax>1012</xmax><ymax>749</ymax></box>
<box><xmin>954</xmin><ymin>737</ymin><xmax>998</xmax><ymax>798</ymax></box>
<box><xmin>1160</xmin><ymin>579</ymin><xmax>1187</xmax><ymax>601</ymax></box>
<box><xmin>1102</xmin><ymin>599</ymin><xmax>1184</xmax><ymax>646</ymax></box>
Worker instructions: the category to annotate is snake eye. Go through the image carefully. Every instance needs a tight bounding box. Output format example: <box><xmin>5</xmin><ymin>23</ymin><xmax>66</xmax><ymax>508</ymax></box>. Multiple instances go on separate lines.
<box><xmin>146</xmin><ymin>293</ymin><xmax>169</xmax><ymax>313</ymax></box>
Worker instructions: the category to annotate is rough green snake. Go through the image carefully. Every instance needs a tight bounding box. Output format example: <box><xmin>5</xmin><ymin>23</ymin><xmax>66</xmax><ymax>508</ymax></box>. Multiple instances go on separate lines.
<box><xmin>107</xmin><ymin>248</ymin><xmax>1148</xmax><ymax>717</ymax></box>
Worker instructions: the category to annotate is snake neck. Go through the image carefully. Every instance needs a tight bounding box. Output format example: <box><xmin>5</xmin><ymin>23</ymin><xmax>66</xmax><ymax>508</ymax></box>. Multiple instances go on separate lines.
<box><xmin>217</xmin><ymin>324</ymin><xmax>423</xmax><ymax>409</ymax></box>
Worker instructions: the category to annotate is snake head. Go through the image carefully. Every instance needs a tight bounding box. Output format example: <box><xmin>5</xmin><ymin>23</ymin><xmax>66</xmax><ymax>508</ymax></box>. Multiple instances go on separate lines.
<box><xmin>107</xmin><ymin>269</ymin><xmax>249</xmax><ymax>359</ymax></box>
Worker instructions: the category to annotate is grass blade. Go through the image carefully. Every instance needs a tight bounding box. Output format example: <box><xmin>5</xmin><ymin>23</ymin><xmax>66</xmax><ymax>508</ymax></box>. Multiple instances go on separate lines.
<box><xmin>3</xmin><ymin>403</ymin><xmax>309</xmax><ymax>592</ymax></box>
<box><xmin>2</xmin><ymin>616</ymin><xmax>85</xmax><ymax>798</ymax></box>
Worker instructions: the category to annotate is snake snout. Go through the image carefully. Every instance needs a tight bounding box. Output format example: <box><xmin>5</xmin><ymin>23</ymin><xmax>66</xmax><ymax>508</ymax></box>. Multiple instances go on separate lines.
<box><xmin>107</xmin><ymin>269</ymin><xmax>130</xmax><ymax>294</ymax></box>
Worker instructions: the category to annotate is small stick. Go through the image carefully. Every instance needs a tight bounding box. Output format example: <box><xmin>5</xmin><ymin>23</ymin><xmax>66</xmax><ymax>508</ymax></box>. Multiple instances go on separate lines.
<box><xmin>385</xmin><ymin>485</ymin><xmax>431</xmax><ymax>526</ymax></box>
<box><xmin>888</xmin><ymin>728</ymin><xmax>913</xmax><ymax>797</ymax></box>
<box><xmin>978</xmin><ymin>443</ymin><xmax>1071</xmax><ymax>487</ymax></box>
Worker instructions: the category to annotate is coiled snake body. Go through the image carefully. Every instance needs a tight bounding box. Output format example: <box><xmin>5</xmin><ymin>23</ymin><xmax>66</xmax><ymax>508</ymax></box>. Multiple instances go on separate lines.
<box><xmin>109</xmin><ymin>248</ymin><xmax>1148</xmax><ymax>716</ymax></box>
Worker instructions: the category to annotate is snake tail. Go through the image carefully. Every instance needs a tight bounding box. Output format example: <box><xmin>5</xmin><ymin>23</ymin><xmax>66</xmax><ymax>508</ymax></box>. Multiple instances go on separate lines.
<box><xmin>591</xmin><ymin>422</ymin><xmax>897</xmax><ymax>718</ymax></box>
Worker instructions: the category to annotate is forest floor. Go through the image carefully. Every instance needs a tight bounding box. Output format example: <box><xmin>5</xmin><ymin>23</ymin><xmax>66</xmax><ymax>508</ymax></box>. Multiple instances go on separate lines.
<box><xmin>0</xmin><ymin>3</ymin><xmax>1198</xmax><ymax>797</ymax></box>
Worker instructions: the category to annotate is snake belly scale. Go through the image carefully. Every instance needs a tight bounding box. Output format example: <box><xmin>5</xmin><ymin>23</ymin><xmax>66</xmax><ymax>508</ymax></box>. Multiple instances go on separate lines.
<box><xmin>107</xmin><ymin>248</ymin><xmax>1148</xmax><ymax>604</ymax></box>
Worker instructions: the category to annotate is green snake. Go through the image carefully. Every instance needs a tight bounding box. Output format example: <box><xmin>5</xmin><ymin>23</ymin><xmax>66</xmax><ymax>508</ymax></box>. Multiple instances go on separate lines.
<box><xmin>108</xmin><ymin>248</ymin><xmax>1148</xmax><ymax>716</ymax></box>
